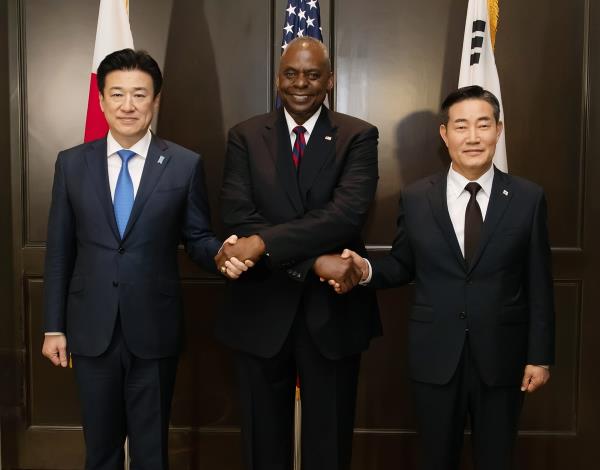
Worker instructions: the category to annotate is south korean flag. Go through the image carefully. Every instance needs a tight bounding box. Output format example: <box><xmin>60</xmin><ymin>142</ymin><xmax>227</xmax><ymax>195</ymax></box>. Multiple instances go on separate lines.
<box><xmin>458</xmin><ymin>0</ymin><xmax>508</xmax><ymax>172</ymax></box>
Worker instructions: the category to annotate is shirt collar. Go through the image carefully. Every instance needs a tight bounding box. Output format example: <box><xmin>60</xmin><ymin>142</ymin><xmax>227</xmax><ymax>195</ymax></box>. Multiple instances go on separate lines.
<box><xmin>106</xmin><ymin>129</ymin><xmax>152</xmax><ymax>159</ymax></box>
<box><xmin>447</xmin><ymin>163</ymin><xmax>495</xmax><ymax>200</ymax></box>
<box><xmin>283</xmin><ymin>106</ymin><xmax>322</xmax><ymax>137</ymax></box>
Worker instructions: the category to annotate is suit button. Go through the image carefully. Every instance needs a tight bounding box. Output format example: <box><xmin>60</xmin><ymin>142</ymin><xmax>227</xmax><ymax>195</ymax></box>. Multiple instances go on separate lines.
<box><xmin>112</xmin><ymin>281</ymin><xmax>119</xmax><ymax>287</ymax></box>
<box><xmin>118</xmin><ymin>247</ymin><xmax>125</xmax><ymax>254</ymax></box>
<box><xmin>459</xmin><ymin>312</ymin><xmax>466</xmax><ymax>319</ymax></box>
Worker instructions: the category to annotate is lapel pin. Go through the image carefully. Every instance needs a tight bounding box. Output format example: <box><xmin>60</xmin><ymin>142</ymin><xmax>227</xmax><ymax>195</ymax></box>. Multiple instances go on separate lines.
<box><xmin>158</xmin><ymin>156</ymin><xmax>165</xmax><ymax>164</ymax></box>
<box><xmin>502</xmin><ymin>189</ymin><xmax>509</xmax><ymax>196</ymax></box>
<box><xmin>325</xmin><ymin>136</ymin><xmax>332</xmax><ymax>141</ymax></box>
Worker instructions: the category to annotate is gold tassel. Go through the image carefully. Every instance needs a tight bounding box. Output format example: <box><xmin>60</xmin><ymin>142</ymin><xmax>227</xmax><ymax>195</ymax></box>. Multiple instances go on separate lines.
<box><xmin>69</xmin><ymin>353</ymin><xmax>73</xmax><ymax>368</ymax></box>
<box><xmin>488</xmin><ymin>0</ymin><xmax>500</xmax><ymax>50</ymax></box>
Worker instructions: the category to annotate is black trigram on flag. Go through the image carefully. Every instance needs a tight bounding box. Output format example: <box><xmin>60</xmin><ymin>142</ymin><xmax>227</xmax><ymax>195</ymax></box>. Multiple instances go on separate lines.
<box><xmin>470</xmin><ymin>20</ymin><xmax>486</xmax><ymax>65</ymax></box>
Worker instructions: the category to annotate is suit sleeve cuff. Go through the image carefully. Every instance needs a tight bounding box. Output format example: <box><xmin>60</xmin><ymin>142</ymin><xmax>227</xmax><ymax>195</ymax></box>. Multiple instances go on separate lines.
<box><xmin>358</xmin><ymin>258</ymin><xmax>373</xmax><ymax>285</ymax></box>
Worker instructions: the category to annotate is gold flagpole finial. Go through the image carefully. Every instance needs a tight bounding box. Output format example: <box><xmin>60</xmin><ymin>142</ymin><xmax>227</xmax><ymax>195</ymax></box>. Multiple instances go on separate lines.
<box><xmin>488</xmin><ymin>0</ymin><xmax>499</xmax><ymax>50</ymax></box>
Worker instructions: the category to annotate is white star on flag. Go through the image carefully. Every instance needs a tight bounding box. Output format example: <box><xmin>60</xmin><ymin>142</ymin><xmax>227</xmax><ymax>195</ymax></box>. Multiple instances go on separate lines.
<box><xmin>284</xmin><ymin>22</ymin><xmax>294</xmax><ymax>35</ymax></box>
<box><xmin>298</xmin><ymin>9</ymin><xmax>306</xmax><ymax>20</ymax></box>
<box><xmin>286</xmin><ymin>4</ymin><xmax>296</xmax><ymax>16</ymax></box>
<box><xmin>297</xmin><ymin>28</ymin><xmax>304</xmax><ymax>37</ymax></box>
<box><xmin>307</xmin><ymin>0</ymin><xmax>318</xmax><ymax>9</ymax></box>
<box><xmin>306</xmin><ymin>17</ymin><xmax>315</xmax><ymax>27</ymax></box>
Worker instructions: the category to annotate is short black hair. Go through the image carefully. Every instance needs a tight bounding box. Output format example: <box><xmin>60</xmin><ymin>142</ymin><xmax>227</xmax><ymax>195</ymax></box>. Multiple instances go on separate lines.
<box><xmin>96</xmin><ymin>48</ymin><xmax>162</xmax><ymax>97</ymax></box>
<box><xmin>440</xmin><ymin>85</ymin><xmax>501</xmax><ymax>124</ymax></box>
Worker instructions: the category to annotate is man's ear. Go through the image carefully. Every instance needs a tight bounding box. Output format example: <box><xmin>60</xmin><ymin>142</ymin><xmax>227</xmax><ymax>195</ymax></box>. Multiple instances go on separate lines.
<box><xmin>496</xmin><ymin>121</ymin><xmax>504</xmax><ymax>142</ymax></box>
<box><xmin>98</xmin><ymin>92</ymin><xmax>105</xmax><ymax>113</ymax></box>
<box><xmin>327</xmin><ymin>72</ymin><xmax>334</xmax><ymax>92</ymax></box>
<box><xmin>439</xmin><ymin>124</ymin><xmax>449</xmax><ymax>147</ymax></box>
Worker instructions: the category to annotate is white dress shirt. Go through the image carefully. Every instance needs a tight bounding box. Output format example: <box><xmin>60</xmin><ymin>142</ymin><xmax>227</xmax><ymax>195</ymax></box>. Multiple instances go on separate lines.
<box><xmin>361</xmin><ymin>164</ymin><xmax>495</xmax><ymax>284</ymax></box>
<box><xmin>284</xmin><ymin>106</ymin><xmax>322</xmax><ymax>148</ymax></box>
<box><xmin>446</xmin><ymin>163</ymin><xmax>494</xmax><ymax>256</ymax></box>
<box><xmin>106</xmin><ymin>129</ymin><xmax>152</xmax><ymax>200</ymax></box>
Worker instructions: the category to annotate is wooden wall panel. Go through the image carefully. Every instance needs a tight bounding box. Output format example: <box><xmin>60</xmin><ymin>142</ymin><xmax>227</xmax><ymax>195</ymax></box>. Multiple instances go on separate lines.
<box><xmin>4</xmin><ymin>0</ymin><xmax>600</xmax><ymax>468</ymax></box>
<box><xmin>497</xmin><ymin>1</ymin><xmax>585</xmax><ymax>248</ymax></box>
<box><xmin>335</xmin><ymin>0</ymin><xmax>463</xmax><ymax>244</ymax></box>
<box><xmin>27</xmin><ymin>278</ymin><xmax>80</xmax><ymax>426</ymax></box>
<box><xmin>0</xmin><ymin>0</ymin><xmax>18</xmax><ymax>415</ymax></box>
<box><xmin>157</xmin><ymin>0</ymin><xmax>271</xmax><ymax>236</ymax></box>
<box><xmin>171</xmin><ymin>281</ymin><xmax>239</xmax><ymax>427</ymax></box>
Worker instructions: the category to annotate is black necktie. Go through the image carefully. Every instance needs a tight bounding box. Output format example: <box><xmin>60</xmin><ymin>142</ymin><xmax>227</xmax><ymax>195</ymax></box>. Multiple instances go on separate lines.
<box><xmin>464</xmin><ymin>182</ymin><xmax>483</xmax><ymax>266</ymax></box>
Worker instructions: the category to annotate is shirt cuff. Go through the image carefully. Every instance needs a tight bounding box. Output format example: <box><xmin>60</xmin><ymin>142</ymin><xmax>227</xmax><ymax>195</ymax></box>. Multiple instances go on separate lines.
<box><xmin>45</xmin><ymin>332</ymin><xmax>65</xmax><ymax>336</ymax></box>
<box><xmin>358</xmin><ymin>258</ymin><xmax>373</xmax><ymax>286</ymax></box>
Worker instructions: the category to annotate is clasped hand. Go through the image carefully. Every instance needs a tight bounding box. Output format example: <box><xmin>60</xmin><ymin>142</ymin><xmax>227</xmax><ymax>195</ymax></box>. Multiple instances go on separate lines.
<box><xmin>313</xmin><ymin>249</ymin><xmax>368</xmax><ymax>294</ymax></box>
<box><xmin>214</xmin><ymin>234</ymin><xmax>264</xmax><ymax>279</ymax></box>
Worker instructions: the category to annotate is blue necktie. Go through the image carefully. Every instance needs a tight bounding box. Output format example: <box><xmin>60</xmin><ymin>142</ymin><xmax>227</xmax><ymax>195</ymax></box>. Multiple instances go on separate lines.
<box><xmin>114</xmin><ymin>149</ymin><xmax>136</xmax><ymax>238</ymax></box>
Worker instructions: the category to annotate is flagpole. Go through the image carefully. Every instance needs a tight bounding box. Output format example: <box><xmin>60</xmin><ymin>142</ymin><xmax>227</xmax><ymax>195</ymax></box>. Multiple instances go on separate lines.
<box><xmin>121</xmin><ymin>0</ymin><xmax>131</xmax><ymax>466</ymax></box>
<box><xmin>294</xmin><ymin>384</ymin><xmax>301</xmax><ymax>470</ymax></box>
<box><xmin>124</xmin><ymin>436</ymin><xmax>130</xmax><ymax>470</ymax></box>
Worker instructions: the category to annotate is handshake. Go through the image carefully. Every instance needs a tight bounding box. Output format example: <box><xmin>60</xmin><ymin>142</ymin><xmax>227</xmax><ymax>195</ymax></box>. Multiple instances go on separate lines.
<box><xmin>214</xmin><ymin>235</ymin><xmax>368</xmax><ymax>294</ymax></box>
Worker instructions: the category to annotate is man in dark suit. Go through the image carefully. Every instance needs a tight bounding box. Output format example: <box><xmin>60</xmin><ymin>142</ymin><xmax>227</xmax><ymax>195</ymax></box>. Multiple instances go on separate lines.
<box><xmin>41</xmin><ymin>49</ymin><xmax>246</xmax><ymax>470</ymax></box>
<box><xmin>341</xmin><ymin>86</ymin><xmax>555</xmax><ymax>470</ymax></box>
<box><xmin>214</xmin><ymin>37</ymin><xmax>381</xmax><ymax>469</ymax></box>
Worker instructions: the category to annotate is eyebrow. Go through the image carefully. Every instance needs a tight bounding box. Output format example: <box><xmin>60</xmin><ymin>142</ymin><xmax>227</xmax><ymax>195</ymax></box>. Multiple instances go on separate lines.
<box><xmin>108</xmin><ymin>86</ymin><xmax>149</xmax><ymax>91</ymax></box>
<box><xmin>451</xmin><ymin>116</ymin><xmax>492</xmax><ymax>123</ymax></box>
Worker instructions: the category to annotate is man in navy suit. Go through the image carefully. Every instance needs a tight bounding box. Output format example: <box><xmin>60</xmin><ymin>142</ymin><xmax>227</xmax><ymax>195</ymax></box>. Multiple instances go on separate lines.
<box><xmin>341</xmin><ymin>86</ymin><xmax>555</xmax><ymax>470</ymax></box>
<box><xmin>41</xmin><ymin>49</ymin><xmax>245</xmax><ymax>470</ymax></box>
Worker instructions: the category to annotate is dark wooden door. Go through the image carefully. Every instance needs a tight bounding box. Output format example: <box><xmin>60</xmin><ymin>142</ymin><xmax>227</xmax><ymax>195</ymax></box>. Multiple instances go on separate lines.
<box><xmin>1</xmin><ymin>0</ymin><xmax>599</xmax><ymax>468</ymax></box>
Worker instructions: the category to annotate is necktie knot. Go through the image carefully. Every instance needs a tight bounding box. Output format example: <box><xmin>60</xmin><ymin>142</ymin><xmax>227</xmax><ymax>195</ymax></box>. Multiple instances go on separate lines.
<box><xmin>117</xmin><ymin>149</ymin><xmax>136</xmax><ymax>163</ymax></box>
<box><xmin>465</xmin><ymin>182</ymin><xmax>481</xmax><ymax>197</ymax></box>
<box><xmin>292</xmin><ymin>126</ymin><xmax>307</xmax><ymax>137</ymax></box>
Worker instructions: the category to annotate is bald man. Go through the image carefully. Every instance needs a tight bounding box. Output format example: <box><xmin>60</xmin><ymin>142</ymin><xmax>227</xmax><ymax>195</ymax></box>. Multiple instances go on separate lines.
<box><xmin>215</xmin><ymin>37</ymin><xmax>381</xmax><ymax>470</ymax></box>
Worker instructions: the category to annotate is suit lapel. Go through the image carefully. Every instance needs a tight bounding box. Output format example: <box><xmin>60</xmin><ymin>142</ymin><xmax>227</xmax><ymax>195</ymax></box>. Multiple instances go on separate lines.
<box><xmin>84</xmin><ymin>138</ymin><xmax>121</xmax><ymax>242</ymax></box>
<box><xmin>121</xmin><ymin>135</ymin><xmax>171</xmax><ymax>241</ymax></box>
<box><xmin>264</xmin><ymin>110</ymin><xmax>304</xmax><ymax>213</ymax></box>
<box><xmin>427</xmin><ymin>171</ymin><xmax>466</xmax><ymax>269</ymax></box>
<box><xmin>468</xmin><ymin>167</ymin><xmax>513</xmax><ymax>273</ymax></box>
<box><xmin>298</xmin><ymin>107</ymin><xmax>336</xmax><ymax>199</ymax></box>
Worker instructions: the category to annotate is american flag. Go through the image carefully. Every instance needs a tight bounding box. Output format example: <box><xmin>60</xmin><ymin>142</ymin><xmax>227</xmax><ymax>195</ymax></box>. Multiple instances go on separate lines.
<box><xmin>280</xmin><ymin>0</ymin><xmax>323</xmax><ymax>50</ymax></box>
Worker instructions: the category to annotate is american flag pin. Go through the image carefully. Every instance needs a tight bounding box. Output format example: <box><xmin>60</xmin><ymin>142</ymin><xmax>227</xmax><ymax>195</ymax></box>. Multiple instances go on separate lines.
<box><xmin>325</xmin><ymin>136</ymin><xmax>332</xmax><ymax>141</ymax></box>
<box><xmin>158</xmin><ymin>156</ymin><xmax>165</xmax><ymax>164</ymax></box>
<box><xmin>502</xmin><ymin>189</ymin><xmax>509</xmax><ymax>196</ymax></box>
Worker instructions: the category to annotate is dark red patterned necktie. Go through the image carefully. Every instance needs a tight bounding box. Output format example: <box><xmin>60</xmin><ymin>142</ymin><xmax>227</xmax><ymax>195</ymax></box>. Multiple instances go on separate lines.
<box><xmin>291</xmin><ymin>126</ymin><xmax>307</xmax><ymax>168</ymax></box>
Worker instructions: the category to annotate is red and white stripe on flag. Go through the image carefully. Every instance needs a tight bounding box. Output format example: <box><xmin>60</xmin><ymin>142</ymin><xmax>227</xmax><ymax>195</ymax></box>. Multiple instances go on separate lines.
<box><xmin>84</xmin><ymin>0</ymin><xmax>134</xmax><ymax>142</ymax></box>
<box><xmin>458</xmin><ymin>0</ymin><xmax>507</xmax><ymax>172</ymax></box>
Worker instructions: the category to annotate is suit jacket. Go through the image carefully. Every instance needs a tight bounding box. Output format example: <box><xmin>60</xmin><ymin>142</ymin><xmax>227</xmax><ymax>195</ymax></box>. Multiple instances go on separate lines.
<box><xmin>215</xmin><ymin>107</ymin><xmax>381</xmax><ymax>360</ymax></box>
<box><xmin>372</xmin><ymin>167</ymin><xmax>555</xmax><ymax>386</ymax></box>
<box><xmin>43</xmin><ymin>134</ymin><xmax>221</xmax><ymax>358</ymax></box>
